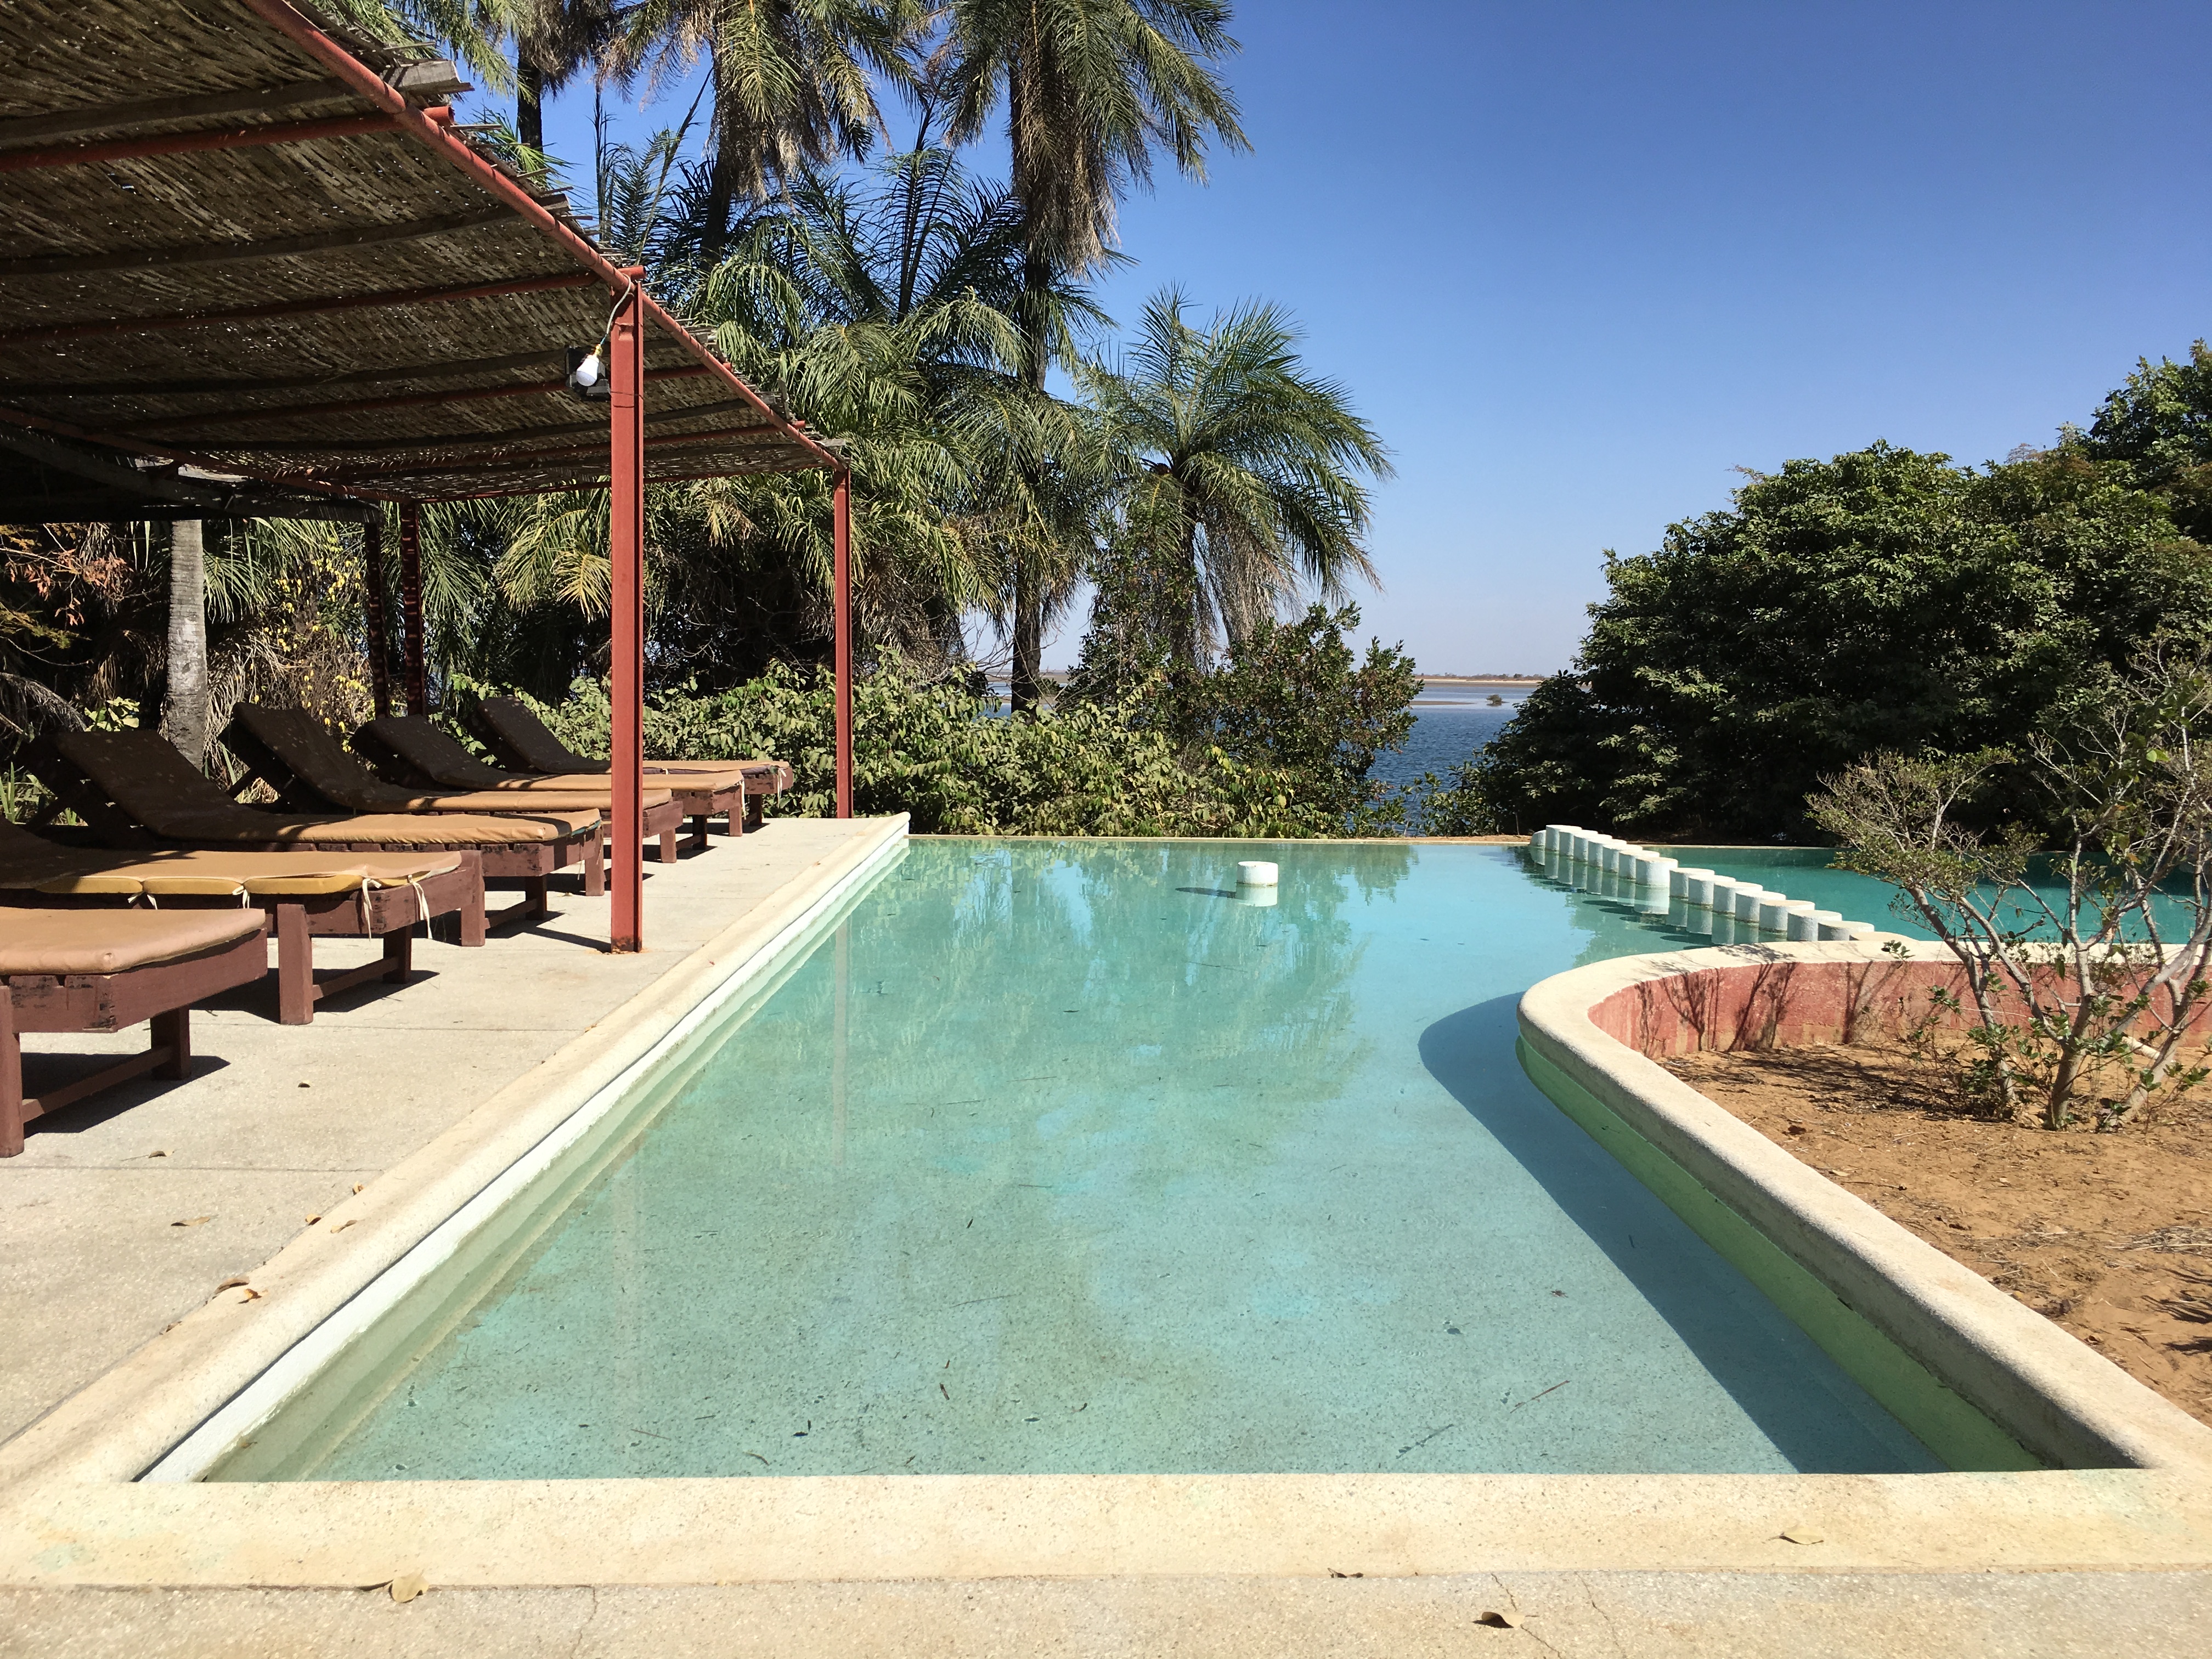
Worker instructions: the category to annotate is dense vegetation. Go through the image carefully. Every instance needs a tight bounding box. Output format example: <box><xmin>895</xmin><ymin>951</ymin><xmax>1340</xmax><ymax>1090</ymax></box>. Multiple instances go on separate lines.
<box><xmin>1</xmin><ymin>1</ymin><xmax>1434</xmax><ymax>836</ymax></box>
<box><xmin>1442</xmin><ymin>349</ymin><xmax>2212</xmax><ymax>842</ymax></box>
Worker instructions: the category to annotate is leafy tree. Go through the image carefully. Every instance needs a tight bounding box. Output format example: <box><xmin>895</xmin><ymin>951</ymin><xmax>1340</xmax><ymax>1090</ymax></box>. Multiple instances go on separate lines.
<box><xmin>1468</xmin><ymin>443</ymin><xmax>2212</xmax><ymax>840</ymax></box>
<box><xmin>2071</xmin><ymin>340</ymin><xmax>2212</xmax><ymax>541</ymax></box>
<box><xmin>1085</xmin><ymin>289</ymin><xmax>1389</xmax><ymax>665</ymax></box>
<box><xmin>943</xmin><ymin>0</ymin><xmax>1245</xmax><ymax>710</ymax></box>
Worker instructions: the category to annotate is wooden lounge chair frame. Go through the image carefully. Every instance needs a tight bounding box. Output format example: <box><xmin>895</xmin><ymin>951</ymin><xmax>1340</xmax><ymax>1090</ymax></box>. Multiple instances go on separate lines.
<box><xmin>2</xmin><ymin>915</ymin><xmax>269</xmax><ymax>1156</ymax></box>
<box><xmin>350</xmin><ymin>716</ymin><xmax>689</xmax><ymax>862</ymax></box>
<box><xmin>6</xmin><ymin>858</ymin><xmax>484</xmax><ymax>1026</ymax></box>
<box><xmin>467</xmin><ymin>695</ymin><xmax>790</xmax><ymax>836</ymax></box>
<box><xmin>21</xmin><ymin>736</ymin><xmax>600</xmax><ymax>931</ymax></box>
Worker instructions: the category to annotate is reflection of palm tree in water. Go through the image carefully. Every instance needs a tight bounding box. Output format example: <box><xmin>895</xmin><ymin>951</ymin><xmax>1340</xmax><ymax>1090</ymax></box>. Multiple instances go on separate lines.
<box><xmin>823</xmin><ymin>841</ymin><xmax>1418</xmax><ymax>1182</ymax></box>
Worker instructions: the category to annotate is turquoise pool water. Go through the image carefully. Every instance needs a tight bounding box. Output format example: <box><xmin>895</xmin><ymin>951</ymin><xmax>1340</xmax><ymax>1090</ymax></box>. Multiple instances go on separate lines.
<box><xmin>262</xmin><ymin>840</ymin><xmax>1949</xmax><ymax>1481</ymax></box>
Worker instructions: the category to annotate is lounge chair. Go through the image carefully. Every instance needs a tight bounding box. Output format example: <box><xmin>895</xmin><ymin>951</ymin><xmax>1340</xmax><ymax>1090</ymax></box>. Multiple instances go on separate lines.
<box><xmin>222</xmin><ymin>702</ymin><xmax>663</xmax><ymax>840</ymax></box>
<box><xmin>469</xmin><ymin>695</ymin><xmax>791</xmax><ymax>837</ymax></box>
<box><xmin>0</xmin><ymin>818</ymin><xmax>482</xmax><ymax>1026</ymax></box>
<box><xmin>2</xmin><ymin>906</ymin><xmax>269</xmax><ymax>1155</ymax></box>
<box><xmin>21</xmin><ymin>729</ymin><xmax>602</xmax><ymax>930</ymax></box>
<box><xmin>352</xmin><ymin>715</ymin><xmax>690</xmax><ymax>862</ymax></box>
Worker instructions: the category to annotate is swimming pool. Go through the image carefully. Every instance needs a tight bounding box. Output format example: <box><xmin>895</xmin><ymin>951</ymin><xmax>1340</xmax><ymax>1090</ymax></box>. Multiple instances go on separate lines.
<box><xmin>199</xmin><ymin>839</ymin><xmax>1970</xmax><ymax>1482</ymax></box>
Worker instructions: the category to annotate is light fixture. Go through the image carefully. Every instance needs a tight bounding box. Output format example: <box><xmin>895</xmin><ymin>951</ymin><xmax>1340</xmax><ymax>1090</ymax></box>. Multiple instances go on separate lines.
<box><xmin>565</xmin><ymin>345</ymin><xmax>609</xmax><ymax>401</ymax></box>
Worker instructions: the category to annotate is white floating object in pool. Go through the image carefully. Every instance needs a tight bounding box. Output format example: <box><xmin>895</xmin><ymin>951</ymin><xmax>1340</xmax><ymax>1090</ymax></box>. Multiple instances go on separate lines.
<box><xmin>1238</xmin><ymin>884</ymin><xmax>1279</xmax><ymax>908</ymax></box>
<box><xmin>1237</xmin><ymin>860</ymin><xmax>1279</xmax><ymax>887</ymax></box>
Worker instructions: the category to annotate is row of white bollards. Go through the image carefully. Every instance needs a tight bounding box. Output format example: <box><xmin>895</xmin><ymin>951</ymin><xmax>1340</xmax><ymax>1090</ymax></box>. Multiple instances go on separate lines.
<box><xmin>1525</xmin><ymin>825</ymin><xmax>1877</xmax><ymax>943</ymax></box>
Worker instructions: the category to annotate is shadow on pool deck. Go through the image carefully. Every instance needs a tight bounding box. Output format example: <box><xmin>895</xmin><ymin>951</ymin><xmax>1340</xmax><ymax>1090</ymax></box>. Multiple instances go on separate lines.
<box><xmin>1420</xmin><ymin>994</ymin><xmax>1943</xmax><ymax>1473</ymax></box>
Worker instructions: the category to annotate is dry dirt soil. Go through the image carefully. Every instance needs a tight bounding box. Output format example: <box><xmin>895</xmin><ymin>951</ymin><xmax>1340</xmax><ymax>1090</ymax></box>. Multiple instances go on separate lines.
<box><xmin>1662</xmin><ymin>1040</ymin><xmax>2212</xmax><ymax>1428</ymax></box>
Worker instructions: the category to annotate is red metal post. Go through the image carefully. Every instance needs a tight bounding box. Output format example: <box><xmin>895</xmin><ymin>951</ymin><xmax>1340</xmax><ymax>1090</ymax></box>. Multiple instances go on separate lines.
<box><xmin>609</xmin><ymin>271</ymin><xmax>647</xmax><ymax>952</ymax></box>
<box><xmin>833</xmin><ymin>467</ymin><xmax>853</xmax><ymax>819</ymax></box>
<box><xmin>361</xmin><ymin>515</ymin><xmax>392</xmax><ymax>718</ymax></box>
<box><xmin>398</xmin><ymin>500</ymin><xmax>426</xmax><ymax>714</ymax></box>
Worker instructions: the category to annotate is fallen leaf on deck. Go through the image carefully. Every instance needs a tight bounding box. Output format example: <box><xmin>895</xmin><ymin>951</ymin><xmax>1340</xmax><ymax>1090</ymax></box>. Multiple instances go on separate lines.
<box><xmin>1475</xmin><ymin>1610</ymin><xmax>1523</xmax><ymax>1628</ymax></box>
<box><xmin>148</xmin><ymin>1150</ymin><xmax>167</xmax><ymax>1158</ymax></box>
<box><xmin>303</xmin><ymin>1214</ymin><xmax>321</xmax><ymax>1226</ymax></box>
<box><xmin>352</xmin><ymin>1183</ymin><xmax>366</xmax><ymax>1194</ymax></box>
<box><xmin>230</xmin><ymin>1286</ymin><xmax>261</xmax><ymax>1303</ymax></box>
<box><xmin>171</xmin><ymin>1216</ymin><xmax>212</xmax><ymax>1228</ymax></box>
<box><xmin>388</xmin><ymin>1572</ymin><xmax>427</xmax><ymax>1603</ymax></box>
<box><xmin>215</xmin><ymin>1276</ymin><xmax>249</xmax><ymax>1290</ymax></box>
<box><xmin>329</xmin><ymin>1218</ymin><xmax>357</xmax><ymax>1234</ymax></box>
<box><xmin>1780</xmin><ymin>1528</ymin><xmax>1825</xmax><ymax>1545</ymax></box>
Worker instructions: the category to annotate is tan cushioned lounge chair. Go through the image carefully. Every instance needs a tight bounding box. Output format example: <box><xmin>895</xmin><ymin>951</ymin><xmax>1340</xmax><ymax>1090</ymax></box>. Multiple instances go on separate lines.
<box><xmin>48</xmin><ymin>728</ymin><xmax>594</xmax><ymax>846</ymax></box>
<box><xmin>352</xmin><ymin>716</ymin><xmax>691</xmax><ymax>864</ymax></box>
<box><xmin>225</xmin><ymin>704</ymin><xmax>656</xmax><ymax>820</ymax></box>
<box><xmin>356</xmin><ymin>716</ymin><xmax>638</xmax><ymax>794</ymax></box>
<box><xmin>467</xmin><ymin>697</ymin><xmax>782</xmax><ymax>840</ymax></box>
<box><xmin>0</xmin><ymin>820</ymin><xmax>479</xmax><ymax>1026</ymax></box>
<box><xmin>474</xmin><ymin>696</ymin><xmax>793</xmax><ymax>791</ymax></box>
<box><xmin>25</xmin><ymin>729</ymin><xmax>602</xmax><ymax>930</ymax></box>
<box><xmin>2</xmin><ymin>906</ymin><xmax>269</xmax><ymax>1154</ymax></box>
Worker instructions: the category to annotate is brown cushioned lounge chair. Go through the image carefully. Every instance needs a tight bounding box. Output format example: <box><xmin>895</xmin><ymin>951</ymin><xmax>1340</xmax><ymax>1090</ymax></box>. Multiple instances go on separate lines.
<box><xmin>221</xmin><ymin>704</ymin><xmax>654</xmax><ymax>879</ymax></box>
<box><xmin>1</xmin><ymin>906</ymin><xmax>269</xmax><ymax>1155</ymax></box>
<box><xmin>0</xmin><ymin>818</ymin><xmax>482</xmax><ymax>1026</ymax></box>
<box><xmin>21</xmin><ymin>729</ymin><xmax>601</xmax><ymax>931</ymax></box>
<box><xmin>352</xmin><ymin>715</ymin><xmax>691</xmax><ymax>862</ymax></box>
<box><xmin>469</xmin><ymin>696</ymin><xmax>791</xmax><ymax>838</ymax></box>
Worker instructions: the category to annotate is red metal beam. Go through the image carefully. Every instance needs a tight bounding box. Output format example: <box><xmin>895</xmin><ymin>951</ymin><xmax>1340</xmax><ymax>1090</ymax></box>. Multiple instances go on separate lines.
<box><xmin>115</xmin><ymin>365</ymin><xmax>714</xmax><ymax>435</ymax></box>
<box><xmin>398</xmin><ymin>501</ymin><xmax>427</xmax><ymax>714</ymax></box>
<box><xmin>0</xmin><ymin>112</ymin><xmax>407</xmax><ymax>175</ymax></box>
<box><xmin>322</xmin><ymin>426</ymin><xmax>795</xmax><ymax>480</ymax></box>
<box><xmin>608</xmin><ymin>275</ymin><xmax>647</xmax><ymax>953</ymax></box>
<box><xmin>834</xmin><ymin>469</ymin><xmax>853</xmax><ymax>819</ymax></box>
<box><xmin>0</xmin><ymin>272</ymin><xmax>600</xmax><ymax>348</ymax></box>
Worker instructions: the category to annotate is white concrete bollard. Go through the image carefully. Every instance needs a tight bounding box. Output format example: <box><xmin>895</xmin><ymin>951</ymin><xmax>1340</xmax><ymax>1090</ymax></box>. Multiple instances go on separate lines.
<box><xmin>1756</xmin><ymin>894</ymin><xmax>1793</xmax><ymax>933</ymax></box>
<box><xmin>1733</xmin><ymin>885</ymin><xmax>1768</xmax><ymax>922</ymax></box>
<box><xmin>1679</xmin><ymin>868</ymin><xmax>1717</xmax><ymax>907</ymax></box>
<box><xmin>1782</xmin><ymin>901</ymin><xmax>1821</xmax><ymax>940</ymax></box>
<box><xmin>1810</xmin><ymin>910</ymin><xmax>1847</xmax><ymax>939</ymax></box>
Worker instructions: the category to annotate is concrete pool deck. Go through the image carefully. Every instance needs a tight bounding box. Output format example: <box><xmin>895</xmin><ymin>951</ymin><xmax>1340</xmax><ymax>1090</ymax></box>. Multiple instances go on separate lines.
<box><xmin>3</xmin><ymin>833</ymin><xmax>2211</xmax><ymax>1654</ymax></box>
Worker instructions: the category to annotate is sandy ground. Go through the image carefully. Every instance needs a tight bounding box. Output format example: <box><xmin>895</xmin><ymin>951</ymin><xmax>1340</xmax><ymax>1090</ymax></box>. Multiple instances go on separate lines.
<box><xmin>1663</xmin><ymin>1040</ymin><xmax>2212</xmax><ymax>1428</ymax></box>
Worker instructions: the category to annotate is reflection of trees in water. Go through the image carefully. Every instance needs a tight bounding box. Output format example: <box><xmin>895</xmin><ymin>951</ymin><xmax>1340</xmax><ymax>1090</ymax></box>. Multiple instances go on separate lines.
<box><xmin>721</xmin><ymin>839</ymin><xmax>1418</xmax><ymax>1177</ymax></box>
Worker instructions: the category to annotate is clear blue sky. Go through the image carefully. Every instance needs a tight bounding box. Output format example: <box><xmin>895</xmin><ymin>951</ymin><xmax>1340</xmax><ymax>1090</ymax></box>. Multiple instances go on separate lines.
<box><xmin>511</xmin><ymin>1</ymin><xmax>2212</xmax><ymax>675</ymax></box>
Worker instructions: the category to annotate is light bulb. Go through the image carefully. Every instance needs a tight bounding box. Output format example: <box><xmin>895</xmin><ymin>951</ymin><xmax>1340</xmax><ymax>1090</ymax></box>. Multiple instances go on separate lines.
<box><xmin>572</xmin><ymin>352</ymin><xmax>602</xmax><ymax>389</ymax></box>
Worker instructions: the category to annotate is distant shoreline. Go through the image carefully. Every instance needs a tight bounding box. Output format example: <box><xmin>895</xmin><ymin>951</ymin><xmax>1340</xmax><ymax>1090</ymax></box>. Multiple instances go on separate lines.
<box><xmin>1419</xmin><ymin>674</ymin><xmax>1545</xmax><ymax>687</ymax></box>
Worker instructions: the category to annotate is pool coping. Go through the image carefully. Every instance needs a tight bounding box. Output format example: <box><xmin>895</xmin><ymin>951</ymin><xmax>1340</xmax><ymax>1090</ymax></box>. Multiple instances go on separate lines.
<box><xmin>1515</xmin><ymin>939</ymin><xmax>2212</xmax><ymax>1479</ymax></box>
<box><xmin>3</xmin><ymin>877</ymin><xmax>2211</xmax><ymax>1586</ymax></box>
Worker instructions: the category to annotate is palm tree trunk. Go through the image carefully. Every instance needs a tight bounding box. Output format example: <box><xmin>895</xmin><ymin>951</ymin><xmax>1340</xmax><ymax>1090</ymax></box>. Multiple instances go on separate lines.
<box><xmin>160</xmin><ymin>519</ymin><xmax>209</xmax><ymax>763</ymax></box>
<box><xmin>518</xmin><ymin>63</ymin><xmax>546</xmax><ymax>159</ymax></box>
<box><xmin>1009</xmin><ymin>250</ymin><xmax>1051</xmax><ymax>715</ymax></box>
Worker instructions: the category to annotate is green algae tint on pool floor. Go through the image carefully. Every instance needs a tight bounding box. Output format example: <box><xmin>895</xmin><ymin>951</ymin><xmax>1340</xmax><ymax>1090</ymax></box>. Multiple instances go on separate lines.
<box><xmin>250</xmin><ymin>841</ymin><xmax>1946</xmax><ymax>1481</ymax></box>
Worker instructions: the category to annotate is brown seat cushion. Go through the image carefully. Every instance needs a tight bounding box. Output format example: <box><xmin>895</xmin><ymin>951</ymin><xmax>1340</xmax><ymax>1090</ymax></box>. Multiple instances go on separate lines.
<box><xmin>0</xmin><ymin>907</ymin><xmax>266</xmax><ymax>977</ymax></box>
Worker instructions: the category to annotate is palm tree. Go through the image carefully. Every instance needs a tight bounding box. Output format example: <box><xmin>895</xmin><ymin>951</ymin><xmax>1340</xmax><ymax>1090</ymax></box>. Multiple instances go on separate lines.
<box><xmin>606</xmin><ymin>0</ymin><xmax>910</xmax><ymax>251</ymax></box>
<box><xmin>513</xmin><ymin>0</ymin><xmax>618</xmax><ymax>155</ymax></box>
<box><xmin>942</xmin><ymin>0</ymin><xmax>1245</xmax><ymax>710</ymax></box>
<box><xmin>1085</xmin><ymin>288</ymin><xmax>1391</xmax><ymax>665</ymax></box>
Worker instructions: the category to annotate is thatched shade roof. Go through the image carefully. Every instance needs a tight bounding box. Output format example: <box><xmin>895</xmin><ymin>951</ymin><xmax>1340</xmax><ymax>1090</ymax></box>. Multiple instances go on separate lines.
<box><xmin>0</xmin><ymin>0</ymin><xmax>836</xmax><ymax>521</ymax></box>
